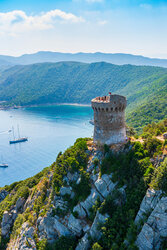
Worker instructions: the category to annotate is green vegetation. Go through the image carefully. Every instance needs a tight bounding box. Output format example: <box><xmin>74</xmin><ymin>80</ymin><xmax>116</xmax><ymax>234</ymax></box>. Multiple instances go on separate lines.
<box><xmin>0</xmin><ymin>138</ymin><xmax>90</xmax><ymax>249</ymax></box>
<box><xmin>0</xmin><ymin>167</ymin><xmax>51</xmax><ymax>249</ymax></box>
<box><xmin>92</xmin><ymin>122</ymin><xmax>167</xmax><ymax>249</ymax></box>
<box><xmin>0</xmin><ymin>167</ymin><xmax>49</xmax><ymax>223</ymax></box>
<box><xmin>0</xmin><ymin>119</ymin><xmax>167</xmax><ymax>249</ymax></box>
<box><xmin>52</xmin><ymin>138</ymin><xmax>89</xmax><ymax>192</ymax></box>
<box><xmin>47</xmin><ymin>236</ymin><xmax>77</xmax><ymax>250</ymax></box>
<box><xmin>94</xmin><ymin>142</ymin><xmax>151</xmax><ymax>248</ymax></box>
<box><xmin>72</xmin><ymin>170</ymin><xmax>91</xmax><ymax>202</ymax></box>
<box><xmin>11</xmin><ymin>214</ymin><xmax>26</xmax><ymax>239</ymax></box>
<box><xmin>52</xmin><ymin>138</ymin><xmax>91</xmax><ymax>211</ymax></box>
<box><xmin>0</xmin><ymin>62</ymin><xmax>167</xmax><ymax>130</ymax></box>
<box><xmin>92</xmin><ymin>242</ymin><xmax>103</xmax><ymax>250</ymax></box>
<box><xmin>141</xmin><ymin>119</ymin><xmax>167</xmax><ymax>138</ymax></box>
<box><xmin>150</xmin><ymin>158</ymin><xmax>167</xmax><ymax>195</ymax></box>
<box><xmin>126</xmin><ymin>81</ymin><xmax>167</xmax><ymax>132</ymax></box>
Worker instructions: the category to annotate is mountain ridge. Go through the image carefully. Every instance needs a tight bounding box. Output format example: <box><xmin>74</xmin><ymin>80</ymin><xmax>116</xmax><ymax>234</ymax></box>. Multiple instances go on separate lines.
<box><xmin>1</xmin><ymin>51</ymin><xmax>167</xmax><ymax>68</ymax></box>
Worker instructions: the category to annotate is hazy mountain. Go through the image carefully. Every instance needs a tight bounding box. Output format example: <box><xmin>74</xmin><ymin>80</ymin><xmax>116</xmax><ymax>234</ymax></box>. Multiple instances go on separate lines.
<box><xmin>0</xmin><ymin>59</ymin><xmax>14</xmax><ymax>72</ymax></box>
<box><xmin>1</xmin><ymin>51</ymin><xmax>167</xmax><ymax>67</ymax></box>
<box><xmin>0</xmin><ymin>61</ymin><xmax>166</xmax><ymax>130</ymax></box>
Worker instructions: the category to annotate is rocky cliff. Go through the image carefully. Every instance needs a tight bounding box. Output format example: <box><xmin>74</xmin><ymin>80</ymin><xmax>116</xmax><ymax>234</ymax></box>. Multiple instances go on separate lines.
<box><xmin>0</xmin><ymin>137</ymin><xmax>167</xmax><ymax>250</ymax></box>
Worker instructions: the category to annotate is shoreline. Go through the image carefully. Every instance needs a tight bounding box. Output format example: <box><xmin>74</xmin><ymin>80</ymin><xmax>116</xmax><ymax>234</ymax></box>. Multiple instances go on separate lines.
<box><xmin>0</xmin><ymin>102</ymin><xmax>91</xmax><ymax>110</ymax></box>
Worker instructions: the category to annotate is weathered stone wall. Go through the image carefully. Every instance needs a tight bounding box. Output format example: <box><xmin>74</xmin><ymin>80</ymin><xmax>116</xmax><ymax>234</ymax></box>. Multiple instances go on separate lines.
<box><xmin>91</xmin><ymin>94</ymin><xmax>126</xmax><ymax>145</ymax></box>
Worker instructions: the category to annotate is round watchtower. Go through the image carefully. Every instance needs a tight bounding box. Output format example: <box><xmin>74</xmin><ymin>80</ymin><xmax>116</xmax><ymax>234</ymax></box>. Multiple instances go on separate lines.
<box><xmin>91</xmin><ymin>93</ymin><xmax>127</xmax><ymax>145</ymax></box>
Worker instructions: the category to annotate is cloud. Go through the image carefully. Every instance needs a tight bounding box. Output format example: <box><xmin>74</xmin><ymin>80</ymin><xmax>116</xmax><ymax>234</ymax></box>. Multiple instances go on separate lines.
<box><xmin>0</xmin><ymin>9</ymin><xmax>85</xmax><ymax>35</ymax></box>
<box><xmin>98</xmin><ymin>20</ymin><xmax>108</xmax><ymax>25</ymax></box>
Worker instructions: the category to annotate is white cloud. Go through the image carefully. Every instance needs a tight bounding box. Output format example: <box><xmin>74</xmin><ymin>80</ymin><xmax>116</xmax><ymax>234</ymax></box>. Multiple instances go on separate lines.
<box><xmin>98</xmin><ymin>20</ymin><xmax>108</xmax><ymax>25</ymax></box>
<box><xmin>0</xmin><ymin>9</ymin><xmax>85</xmax><ymax>35</ymax></box>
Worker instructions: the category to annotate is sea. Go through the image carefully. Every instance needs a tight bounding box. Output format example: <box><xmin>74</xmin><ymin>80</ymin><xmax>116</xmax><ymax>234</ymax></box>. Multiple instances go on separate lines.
<box><xmin>0</xmin><ymin>105</ymin><xmax>93</xmax><ymax>187</ymax></box>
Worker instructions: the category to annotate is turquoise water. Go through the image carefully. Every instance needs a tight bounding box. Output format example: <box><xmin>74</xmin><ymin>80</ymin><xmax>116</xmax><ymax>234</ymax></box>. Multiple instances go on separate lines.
<box><xmin>0</xmin><ymin>105</ymin><xmax>93</xmax><ymax>187</ymax></box>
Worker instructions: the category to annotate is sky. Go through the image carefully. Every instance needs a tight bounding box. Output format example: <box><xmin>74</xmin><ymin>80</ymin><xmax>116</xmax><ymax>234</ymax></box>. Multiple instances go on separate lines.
<box><xmin>0</xmin><ymin>0</ymin><xmax>167</xmax><ymax>58</ymax></box>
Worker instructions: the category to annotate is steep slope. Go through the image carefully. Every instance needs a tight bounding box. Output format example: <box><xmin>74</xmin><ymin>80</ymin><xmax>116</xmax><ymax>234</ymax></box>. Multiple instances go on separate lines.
<box><xmin>0</xmin><ymin>123</ymin><xmax>167</xmax><ymax>250</ymax></box>
<box><xmin>127</xmin><ymin>83</ymin><xmax>167</xmax><ymax>131</ymax></box>
<box><xmin>0</xmin><ymin>62</ymin><xmax>166</xmax><ymax>106</ymax></box>
<box><xmin>1</xmin><ymin>51</ymin><xmax>167</xmax><ymax>67</ymax></box>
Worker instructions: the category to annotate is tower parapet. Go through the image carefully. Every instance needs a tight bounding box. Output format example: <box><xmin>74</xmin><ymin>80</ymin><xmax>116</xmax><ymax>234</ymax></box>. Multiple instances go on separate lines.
<box><xmin>91</xmin><ymin>93</ymin><xmax>127</xmax><ymax>145</ymax></box>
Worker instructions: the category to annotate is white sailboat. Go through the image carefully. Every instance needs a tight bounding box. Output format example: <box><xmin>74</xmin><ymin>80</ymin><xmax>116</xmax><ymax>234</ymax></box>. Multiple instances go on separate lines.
<box><xmin>9</xmin><ymin>125</ymin><xmax>28</xmax><ymax>144</ymax></box>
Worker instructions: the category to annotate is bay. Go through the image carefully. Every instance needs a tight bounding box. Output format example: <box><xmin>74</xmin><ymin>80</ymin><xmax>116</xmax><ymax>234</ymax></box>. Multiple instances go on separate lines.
<box><xmin>0</xmin><ymin>105</ymin><xmax>93</xmax><ymax>187</ymax></box>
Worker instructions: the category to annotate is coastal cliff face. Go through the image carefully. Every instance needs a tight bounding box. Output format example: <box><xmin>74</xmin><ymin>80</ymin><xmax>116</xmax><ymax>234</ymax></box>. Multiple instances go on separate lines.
<box><xmin>135</xmin><ymin>189</ymin><xmax>167</xmax><ymax>249</ymax></box>
<box><xmin>0</xmin><ymin>137</ymin><xmax>167</xmax><ymax>250</ymax></box>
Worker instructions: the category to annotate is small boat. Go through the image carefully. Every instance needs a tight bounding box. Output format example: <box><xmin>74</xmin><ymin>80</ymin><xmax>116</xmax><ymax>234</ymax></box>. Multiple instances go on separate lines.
<box><xmin>9</xmin><ymin>126</ymin><xmax>28</xmax><ymax>144</ymax></box>
<box><xmin>9</xmin><ymin>137</ymin><xmax>28</xmax><ymax>144</ymax></box>
<box><xmin>0</xmin><ymin>156</ymin><xmax>8</xmax><ymax>168</ymax></box>
<box><xmin>0</xmin><ymin>163</ymin><xmax>8</xmax><ymax>168</ymax></box>
<box><xmin>89</xmin><ymin>120</ymin><xmax>94</xmax><ymax>125</ymax></box>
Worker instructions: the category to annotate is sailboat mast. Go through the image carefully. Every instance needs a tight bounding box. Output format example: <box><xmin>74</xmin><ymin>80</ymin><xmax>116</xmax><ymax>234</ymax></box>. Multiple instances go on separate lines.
<box><xmin>17</xmin><ymin>125</ymin><xmax>20</xmax><ymax>138</ymax></box>
<box><xmin>12</xmin><ymin>126</ymin><xmax>15</xmax><ymax>139</ymax></box>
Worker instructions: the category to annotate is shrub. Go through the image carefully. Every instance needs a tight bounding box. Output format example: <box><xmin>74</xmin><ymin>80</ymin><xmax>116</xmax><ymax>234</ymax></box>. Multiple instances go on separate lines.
<box><xmin>142</xmin><ymin>119</ymin><xmax>167</xmax><ymax>138</ymax></box>
<box><xmin>144</xmin><ymin>137</ymin><xmax>162</xmax><ymax>157</ymax></box>
<box><xmin>73</xmin><ymin>211</ymin><xmax>79</xmax><ymax>219</ymax></box>
<box><xmin>36</xmin><ymin>238</ymin><xmax>47</xmax><ymax>250</ymax></box>
<box><xmin>150</xmin><ymin>158</ymin><xmax>167</xmax><ymax>194</ymax></box>
<box><xmin>89</xmin><ymin>196</ymin><xmax>101</xmax><ymax>222</ymax></box>
<box><xmin>48</xmin><ymin>236</ymin><xmax>77</xmax><ymax>250</ymax></box>
<box><xmin>104</xmin><ymin>144</ymin><xmax>110</xmax><ymax>154</ymax></box>
<box><xmin>11</xmin><ymin>214</ymin><xmax>26</xmax><ymax>239</ymax></box>
<box><xmin>72</xmin><ymin>170</ymin><xmax>91</xmax><ymax>202</ymax></box>
<box><xmin>92</xmin><ymin>242</ymin><xmax>103</xmax><ymax>250</ymax></box>
<box><xmin>93</xmin><ymin>158</ymin><xmax>99</xmax><ymax>167</ymax></box>
<box><xmin>18</xmin><ymin>186</ymin><xmax>29</xmax><ymax>200</ymax></box>
<box><xmin>52</xmin><ymin>138</ymin><xmax>89</xmax><ymax>193</ymax></box>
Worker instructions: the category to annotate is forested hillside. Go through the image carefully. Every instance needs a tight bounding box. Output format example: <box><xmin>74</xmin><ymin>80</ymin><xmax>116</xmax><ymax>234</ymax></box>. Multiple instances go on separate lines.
<box><xmin>0</xmin><ymin>61</ymin><xmax>166</xmax><ymax>130</ymax></box>
<box><xmin>0</xmin><ymin>59</ymin><xmax>13</xmax><ymax>72</ymax></box>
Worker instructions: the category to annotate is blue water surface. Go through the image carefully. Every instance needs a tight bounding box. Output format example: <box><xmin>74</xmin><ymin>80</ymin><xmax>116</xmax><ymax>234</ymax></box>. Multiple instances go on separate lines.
<box><xmin>0</xmin><ymin>105</ymin><xmax>93</xmax><ymax>187</ymax></box>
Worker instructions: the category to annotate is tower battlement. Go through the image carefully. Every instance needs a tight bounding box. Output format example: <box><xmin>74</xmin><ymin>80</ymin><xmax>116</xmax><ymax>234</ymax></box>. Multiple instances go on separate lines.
<box><xmin>91</xmin><ymin>94</ymin><xmax>126</xmax><ymax>112</ymax></box>
<box><xmin>91</xmin><ymin>94</ymin><xmax>127</xmax><ymax>145</ymax></box>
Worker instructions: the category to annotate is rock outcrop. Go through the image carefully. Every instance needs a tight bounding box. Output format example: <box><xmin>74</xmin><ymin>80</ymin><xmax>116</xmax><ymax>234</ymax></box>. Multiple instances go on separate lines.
<box><xmin>7</xmin><ymin>222</ymin><xmax>36</xmax><ymax>250</ymax></box>
<box><xmin>1</xmin><ymin>210</ymin><xmax>17</xmax><ymax>237</ymax></box>
<box><xmin>135</xmin><ymin>189</ymin><xmax>162</xmax><ymax>224</ymax></box>
<box><xmin>76</xmin><ymin>211</ymin><xmax>109</xmax><ymax>250</ymax></box>
<box><xmin>136</xmin><ymin>190</ymin><xmax>167</xmax><ymax>250</ymax></box>
<box><xmin>89</xmin><ymin>211</ymin><xmax>109</xmax><ymax>240</ymax></box>
<box><xmin>38</xmin><ymin>215</ymin><xmax>72</xmax><ymax>242</ymax></box>
<box><xmin>0</xmin><ymin>140</ymin><xmax>130</xmax><ymax>250</ymax></box>
<box><xmin>1</xmin><ymin>197</ymin><xmax>25</xmax><ymax>237</ymax></box>
<box><xmin>0</xmin><ymin>190</ymin><xmax>8</xmax><ymax>203</ymax></box>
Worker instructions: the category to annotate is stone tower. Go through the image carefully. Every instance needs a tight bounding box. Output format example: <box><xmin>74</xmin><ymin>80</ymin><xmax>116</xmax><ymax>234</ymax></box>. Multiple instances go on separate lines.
<box><xmin>91</xmin><ymin>93</ymin><xmax>127</xmax><ymax>145</ymax></box>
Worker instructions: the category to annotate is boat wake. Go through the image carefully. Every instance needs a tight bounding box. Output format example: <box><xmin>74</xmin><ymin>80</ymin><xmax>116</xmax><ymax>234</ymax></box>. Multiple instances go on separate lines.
<box><xmin>0</xmin><ymin>130</ymin><xmax>11</xmax><ymax>135</ymax></box>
